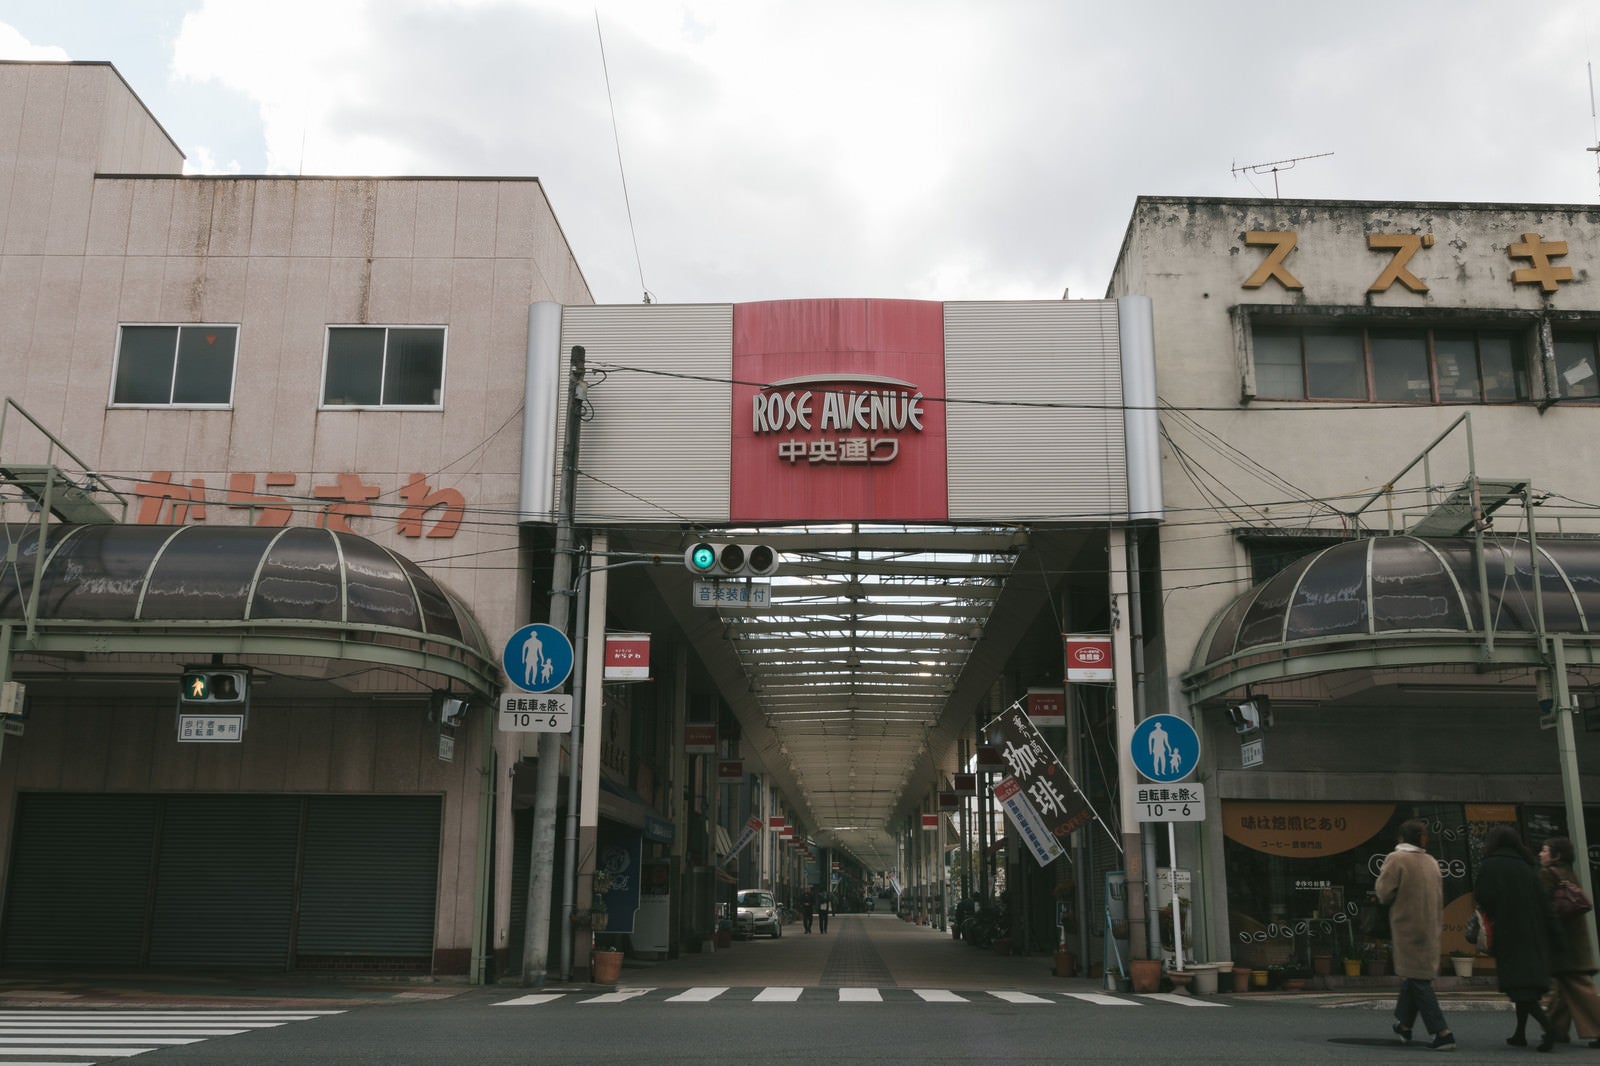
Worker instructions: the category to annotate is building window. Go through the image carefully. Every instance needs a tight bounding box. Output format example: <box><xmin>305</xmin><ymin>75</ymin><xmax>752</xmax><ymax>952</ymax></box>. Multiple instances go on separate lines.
<box><xmin>1552</xmin><ymin>331</ymin><xmax>1600</xmax><ymax>399</ymax></box>
<box><xmin>1252</xmin><ymin>324</ymin><xmax>1531</xmax><ymax>404</ymax></box>
<box><xmin>112</xmin><ymin>325</ymin><xmax>238</xmax><ymax>406</ymax></box>
<box><xmin>321</xmin><ymin>327</ymin><xmax>445</xmax><ymax>408</ymax></box>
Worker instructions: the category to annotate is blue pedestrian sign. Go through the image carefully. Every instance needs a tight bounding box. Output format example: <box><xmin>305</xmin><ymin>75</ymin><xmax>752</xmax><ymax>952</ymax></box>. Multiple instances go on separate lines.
<box><xmin>1130</xmin><ymin>714</ymin><xmax>1200</xmax><ymax>783</ymax></box>
<box><xmin>501</xmin><ymin>623</ymin><xmax>574</xmax><ymax>693</ymax></box>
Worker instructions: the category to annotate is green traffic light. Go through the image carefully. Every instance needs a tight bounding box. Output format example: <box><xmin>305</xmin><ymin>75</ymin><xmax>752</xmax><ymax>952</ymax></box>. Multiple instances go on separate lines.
<box><xmin>691</xmin><ymin>545</ymin><xmax>716</xmax><ymax>571</ymax></box>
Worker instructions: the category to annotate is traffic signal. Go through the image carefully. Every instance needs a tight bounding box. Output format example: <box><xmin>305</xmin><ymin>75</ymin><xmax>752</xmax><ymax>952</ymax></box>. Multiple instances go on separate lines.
<box><xmin>179</xmin><ymin>669</ymin><xmax>248</xmax><ymax>705</ymax></box>
<box><xmin>683</xmin><ymin>541</ymin><xmax>780</xmax><ymax>577</ymax></box>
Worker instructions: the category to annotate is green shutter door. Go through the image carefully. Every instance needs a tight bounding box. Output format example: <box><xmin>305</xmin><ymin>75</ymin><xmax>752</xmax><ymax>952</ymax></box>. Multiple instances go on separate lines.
<box><xmin>2</xmin><ymin>793</ymin><xmax>159</xmax><ymax>968</ymax></box>
<box><xmin>295</xmin><ymin>795</ymin><xmax>441</xmax><ymax>963</ymax></box>
<box><xmin>147</xmin><ymin>795</ymin><xmax>300</xmax><ymax>968</ymax></box>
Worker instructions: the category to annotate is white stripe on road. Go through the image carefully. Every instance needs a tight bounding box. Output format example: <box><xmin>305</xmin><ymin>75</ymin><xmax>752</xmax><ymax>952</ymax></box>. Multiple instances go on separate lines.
<box><xmin>988</xmin><ymin>991</ymin><xmax>1053</xmax><ymax>1004</ymax></box>
<box><xmin>580</xmin><ymin>990</ymin><xmax>652</xmax><ymax>1004</ymax></box>
<box><xmin>913</xmin><ymin>990</ymin><xmax>967</xmax><ymax>1003</ymax></box>
<box><xmin>0</xmin><ymin>1012</ymin><xmax>338</xmax><ymax>1018</ymax></box>
<box><xmin>493</xmin><ymin>994</ymin><xmax>565</xmax><ymax>1007</ymax></box>
<box><xmin>1062</xmin><ymin>992</ymin><xmax>1140</xmax><ymax>1005</ymax></box>
<box><xmin>665</xmin><ymin>988</ymin><xmax>728</xmax><ymax>1002</ymax></box>
<box><xmin>838</xmin><ymin>989</ymin><xmax>881</xmax><ymax>1002</ymax></box>
<box><xmin>1137</xmin><ymin>993</ymin><xmax>1228</xmax><ymax>1007</ymax></box>
<box><xmin>0</xmin><ymin>1036</ymin><xmax>205</xmax><ymax>1044</ymax></box>
<box><xmin>0</xmin><ymin>1028</ymin><xmax>248</xmax><ymax>1036</ymax></box>
<box><xmin>752</xmin><ymin>987</ymin><xmax>804</xmax><ymax>1002</ymax></box>
<box><xmin>0</xmin><ymin>1049</ymin><xmax>151</xmax><ymax>1057</ymax></box>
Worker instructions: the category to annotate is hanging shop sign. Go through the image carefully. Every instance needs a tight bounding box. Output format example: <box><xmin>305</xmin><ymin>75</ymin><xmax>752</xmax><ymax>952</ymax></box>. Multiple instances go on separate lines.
<box><xmin>1064</xmin><ymin>634</ymin><xmax>1113</xmax><ymax>682</ymax></box>
<box><xmin>952</xmin><ymin>772</ymin><xmax>977</xmax><ymax>794</ymax></box>
<box><xmin>921</xmin><ymin>813</ymin><xmax>940</xmax><ymax>831</ymax></box>
<box><xmin>603</xmin><ymin>633</ymin><xmax>651</xmax><ymax>681</ymax></box>
<box><xmin>717</xmin><ymin>759</ymin><xmax>744</xmax><ymax>783</ymax></box>
<box><xmin>684</xmin><ymin>723</ymin><xmax>717</xmax><ymax>754</ymax></box>
<box><xmin>1026</xmin><ymin>687</ymin><xmax>1066</xmax><ymax>728</ymax></box>
<box><xmin>768</xmin><ymin>815</ymin><xmax>786</xmax><ymax>831</ymax></box>
<box><xmin>938</xmin><ymin>791</ymin><xmax>959</xmax><ymax>811</ymax></box>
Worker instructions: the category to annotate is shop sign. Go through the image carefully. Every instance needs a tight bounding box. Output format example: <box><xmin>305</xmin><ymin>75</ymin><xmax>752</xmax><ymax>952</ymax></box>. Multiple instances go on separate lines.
<box><xmin>136</xmin><ymin>470</ymin><xmax>466</xmax><ymax>537</ymax></box>
<box><xmin>1222</xmin><ymin>801</ymin><xmax>1397</xmax><ymax>857</ymax></box>
<box><xmin>1064</xmin><ymin>634</ymin><xmax>1113</xmax><ymax>682</ymax></box>
<box><xmin>721</xmin><ymin>815</ymin><xmax>762</xmax><ymax>866</ymax></box>
<box><xmin>717</xmin><ymin>759</ymin><xmax>744</xmax><ymax>783</ymax></box>
<box><xmin>768</xmin><ymin>815</ymin><xmax>786</xmax><ymax>831</ymax></box>
<box><xmin>938</xmin><ymin>791</ymin><xmax>959</xmax><ymax>811</ymax></box>
<box><xmin>921</xmin><ymin>813</ymin><xmax>940</xmax><ymax>831</ymax></box>
<box><xmin>1025</xmin><ymin>687</ymin><xmax>1066</xmax><ymax>728</ymax></box>
<box><xmin>994</xmin><ymin>776</ymin><xmax>1066</xmax><ymax>866</ymax></box>
<box><xmin>603</xmin><ymin>633</ymin><xmax>650</xmax><ymax>681</ymax></box>
<box><xmin>684</xmin><ymin>723</ymin><xmax>717</xmax><ymax>753</ymax></box>
<box><xmin>952</xmin><ymin>772</ymin><xmax>977</xmax><ymax>794</ymax></box>
<box><xmin>1240</xmin><ymin>229</ymin><xmax>1578</xmax><ymax>295</ymax></box>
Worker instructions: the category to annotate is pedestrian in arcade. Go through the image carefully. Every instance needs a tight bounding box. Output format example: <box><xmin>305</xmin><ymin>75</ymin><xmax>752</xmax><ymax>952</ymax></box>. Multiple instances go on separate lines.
<box><xmin>1539</xmin><ymin>836</ymin><xmax>1600</xmax><ymax>1047</ymax></box>
<box><xmin>817</xmin><ymin>888</ymin><xmax>831</xmax><ymax>934</ymax></box>
<box><xmin>1374</xmin><ymin>818</ymin><xmax>1457</xmax><ymax>1051</ymax></box>
<box><xmin>1475</xmin><ymin>825</ymin><xmax>1557</xmax><ymax>1051</ymax></box>
<box><xmin>800</xmin><ymin>886</ymin><xmax>815</xmax><ymax>934</ymax></box>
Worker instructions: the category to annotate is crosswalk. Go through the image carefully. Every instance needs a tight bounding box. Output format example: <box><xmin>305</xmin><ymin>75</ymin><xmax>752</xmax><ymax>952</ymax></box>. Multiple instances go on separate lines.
<box><xmin>494</xmin><ymin>987</ymin><xmax>1227</xmax><ymax>1008</ymax></box>
<box><xmin>0</xmin><ymin>1008</ymin><xmax>344</xmax><ymax>1063</ymax></box>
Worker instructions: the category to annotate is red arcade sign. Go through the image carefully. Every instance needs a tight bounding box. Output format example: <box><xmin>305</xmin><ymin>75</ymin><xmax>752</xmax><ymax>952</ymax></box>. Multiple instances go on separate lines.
<box><xmin>730</xmin><ymin>299</ymin><xmax>948</xmax><ymax>523</ymax></box>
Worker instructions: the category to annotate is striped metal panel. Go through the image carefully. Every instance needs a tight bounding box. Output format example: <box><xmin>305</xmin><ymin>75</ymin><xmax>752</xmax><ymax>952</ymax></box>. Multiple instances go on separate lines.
<box><xmin>148</xmin><ymin>795</ymin><xmax>300</xmax><ymax>968</ymax></box>
<box><xmin>2</xmin><ymin>793</ymin><xmax>158</xmax><ymax>967</ymax></box>
<box><xmin>559</xmin><ymin>304</ymin><xmax>733</xmax><ymax>525</ymax></box>
<box><xmin>295</xmin><ymin>795</ymin><xmax>441</xmax><ymax>958</ymax></box>
<box><xmin>945</xmin><ymin>301</ymin><xmax>1130</xmax><ymax>522</ymax></box>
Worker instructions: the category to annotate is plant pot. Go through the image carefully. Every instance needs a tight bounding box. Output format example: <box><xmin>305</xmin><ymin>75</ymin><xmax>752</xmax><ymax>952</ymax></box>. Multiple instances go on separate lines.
<box><xmin>1231</xmin><ymin>967</ymin><xmax>1252</xmax><ymax>992</ymax></box>
<box><xmin>714</xmin><ymin>929</ymin><xmax>733</xmax><ymax>949</ymax></box>
<box><xmin>1312</xmin><ymin>954</ymin><xmax>1332</xmax><ymax>975</ymax></box>
<box><xmin>591</xmin><ymin>948</ymin><xmax>623</xmax><ymax>984</ymax></box>
<box><xmin>1130</xmin><ymin>959</ymin><xmax>1163</xmax><ymax>993</ymax></box>
<box><xmin>1342</xmin><ymin>958</ymin><xmax>1362</xmax><ymax>977</ymax></box>
<box><xmin>1168</xmin><ymin>970</ymin><xmax>1194</xmax><ymax>994</ymax></box>
<box><xmin>1190</xmin><ymin>965</ymin><xmax>1218</xmax><ymax>995</ymax></box>
<box><xmin>1250</xmin><ymin>969</ymin><xmax>1269</xmax><ymax>989</ymax></box>
<box><xmin>1451</xmin><ymin>955</ymin><xmax>1475</xmax><ymax>978</ymax></box>
<box><xmin>1054</xmin><ymin>951</ymin><xmax>1076</xmax><ymax>978</ymax></box>
<box><xmin>1283</xmin><ymin>977</ymin><xmax>1307</xmax><ymax>992</ymax></box>
<box><xmin>1365</xmin><ymin>960</ymin><xmax>1389</xmax><ymax>977</ymax></box>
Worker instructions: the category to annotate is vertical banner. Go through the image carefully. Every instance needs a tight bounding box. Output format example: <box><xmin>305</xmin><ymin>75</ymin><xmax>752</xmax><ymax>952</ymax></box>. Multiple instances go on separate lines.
<box><xmin>985</xmin><ymin>703</ymin><xmax>1094</xmax><ymax>858</ymax></box>
<box><xmin>603</xmin><ymin>633</ymin><xmax>651</xmax><ymax>681</ymax></box>
<box><xmin>596</xmin><ymin>825</ymin><xmax>644</xmax><ymax>934</ymax></box>
<box><xmin>722</xmin><ymin>815</ymin><xmax>763</xmax><ymax>866</ymax></box>
<box><xmin>1064</xmin><ymin>633</ymin><xmax>1114</xmax><ymax>682</ymax></box>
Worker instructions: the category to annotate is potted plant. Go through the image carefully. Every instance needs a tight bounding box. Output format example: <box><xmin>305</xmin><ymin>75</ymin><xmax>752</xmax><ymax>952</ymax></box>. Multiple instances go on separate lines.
<box><xmin>1342</xmin><ymin>944</ymin><xmax>1364</xmax><ymax>978</ymax></box>
<box><xmin>591</xmin><ymin>933</ymin><xmax>624</xmax><ymax>984</ymax></box>
<box><xmin>1449</xmin><ymin>949</ymin><xmax>1476</xmax><ymax>978</ymax></box>
<box><xmin>1365</xmin><ymin>943</ymin><xmax>1390</xmax><ymax>977</ymax></box>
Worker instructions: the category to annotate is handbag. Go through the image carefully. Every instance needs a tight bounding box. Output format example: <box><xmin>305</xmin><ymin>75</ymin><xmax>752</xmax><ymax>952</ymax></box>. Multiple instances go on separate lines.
<box><xmin>1474</xmin><ymin>910</ymin><xmax>1495</xmax><ymax>954</ymax></box>
<box><xmin>1554</xmin><ymin>879</ymin><xmax>1594</xmax><ymax>918</ymax></box>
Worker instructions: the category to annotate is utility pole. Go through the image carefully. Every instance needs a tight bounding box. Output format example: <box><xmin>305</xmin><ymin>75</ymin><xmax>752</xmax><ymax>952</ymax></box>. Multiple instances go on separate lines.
<box><xmin>522</xmin><ymin>344</ymin><xmax>586</xmax><ymax>987</ymax></box>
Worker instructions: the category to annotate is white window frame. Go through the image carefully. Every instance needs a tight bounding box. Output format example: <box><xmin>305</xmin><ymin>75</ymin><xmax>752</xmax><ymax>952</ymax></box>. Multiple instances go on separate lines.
<box><xmin>109</xmin><ymin>323</ymin><xmax>240</xmax><ymax>409</ymax></box>
<box><xmin>319</xmin><ymin>325</ymin><xmax>448</xmax><ymax>410</ymax></box>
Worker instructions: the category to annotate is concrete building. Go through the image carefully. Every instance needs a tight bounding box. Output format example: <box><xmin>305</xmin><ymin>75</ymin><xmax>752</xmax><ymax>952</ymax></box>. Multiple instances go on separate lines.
<box><xmin>0</xmin><ymin>59</ymin><xmax>590</xmax><ymax>975</ymax></box>
<box><xmin>1110</xmin><ymin>196</ymin><xmax>1600</xmax><ymax>973</ymax></box>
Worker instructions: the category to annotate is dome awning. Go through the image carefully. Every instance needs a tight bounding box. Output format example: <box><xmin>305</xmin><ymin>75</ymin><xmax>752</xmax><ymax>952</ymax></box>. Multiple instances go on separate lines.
<box><xmin>1185</xmin><ymin>535</ymin><xmax>1600</xmax><ymax>705</ymax></box>
<box><xmin>0</xmin><ymin>523</ymin><xmax>499</xmax><ymax>698</ymax></box>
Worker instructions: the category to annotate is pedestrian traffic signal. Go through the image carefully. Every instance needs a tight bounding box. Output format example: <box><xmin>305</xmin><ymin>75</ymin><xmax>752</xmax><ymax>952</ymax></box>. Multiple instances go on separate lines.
<box><xmin>179</xmin><ymin>669</ymin><xmax>248</xmax><ymax>705</ymax></box>
<box><xmin>683</xmin><ymin>541</ymin><xmax>780</xmax><ymax>577</ymax></box>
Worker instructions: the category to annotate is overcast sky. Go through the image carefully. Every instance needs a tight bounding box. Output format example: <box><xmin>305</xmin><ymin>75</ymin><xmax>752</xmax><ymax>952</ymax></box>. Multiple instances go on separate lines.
<box><xmin>6</xmin><ymin>1</ymin><xmax>1600</xmax><ymax>306</ymax></box>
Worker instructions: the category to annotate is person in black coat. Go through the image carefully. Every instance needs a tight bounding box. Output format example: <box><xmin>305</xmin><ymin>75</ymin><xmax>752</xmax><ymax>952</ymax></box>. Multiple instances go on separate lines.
<box><xmin>799</xmin><ymin>887</ymin><xmax>815</xmax><ymax>934</ymax></box>
<box><xmin>1474</xmin><ymin>825</ymin><xmax>1557</xmax><ymax>1050</ymax></box>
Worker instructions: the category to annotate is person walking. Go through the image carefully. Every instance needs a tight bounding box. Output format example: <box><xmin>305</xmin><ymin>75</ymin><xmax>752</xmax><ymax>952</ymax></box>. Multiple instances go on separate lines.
<box><xmin>1375</xmin><ymin>818</ymin><xmax>1457</xmax><ymax>1051</ymax></box>
<box><xmin>800</xmin><ymin>886</ymin><xmax>815</xmax><ymax>934</ymax></box>
<box><xmin>817</xmin><ymin>887</ymin><xmax>831</xmax><ymax>934</ymax></box>
<box><xmin>1475</xmin><ymin>825</ymin><xmax>1556</xmax><ymax>1051</ymax></box>
<box><xmin>1539</xmin><ymin>836</ymin><xmax>1600</xmax><ymax>1047</ymax></box>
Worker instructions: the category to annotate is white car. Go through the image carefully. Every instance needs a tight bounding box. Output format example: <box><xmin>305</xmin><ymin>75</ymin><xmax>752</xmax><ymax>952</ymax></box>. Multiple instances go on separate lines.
<box><xmin>736</xmin><ymin>889</ymin><xmax>782</xmax><ymax>938</ymax></box>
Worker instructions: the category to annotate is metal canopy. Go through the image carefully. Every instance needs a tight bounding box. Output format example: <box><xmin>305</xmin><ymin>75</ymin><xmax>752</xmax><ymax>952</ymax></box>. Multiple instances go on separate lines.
<box><xmin>627</xmin><ymin>525</ymin><xmax>1097</xmax><ymax>873</ymax></box>
<box><xmin>0</xmin><ymin>522</ymin><xmax>499</xmax><ymax>698</ymax></box>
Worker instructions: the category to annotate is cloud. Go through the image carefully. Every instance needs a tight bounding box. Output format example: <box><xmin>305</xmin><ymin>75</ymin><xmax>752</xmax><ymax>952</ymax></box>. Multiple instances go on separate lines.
<box><xmin>0</xmin><ymin>22</ymin><xmax>70</xmax><ymax>60</ymax></box>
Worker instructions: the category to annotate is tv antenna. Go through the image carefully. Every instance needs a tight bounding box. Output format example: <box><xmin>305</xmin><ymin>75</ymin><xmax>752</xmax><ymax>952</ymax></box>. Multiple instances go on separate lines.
<box><xmin>1231</xmin><ymin>151</ymin><xmax>1334</xmax><ymax>198</ymax></box>
<box><xmin>1587</xmin><ymin>63</ymin><xmax>1600</xmax><ymax>199</ymax></box>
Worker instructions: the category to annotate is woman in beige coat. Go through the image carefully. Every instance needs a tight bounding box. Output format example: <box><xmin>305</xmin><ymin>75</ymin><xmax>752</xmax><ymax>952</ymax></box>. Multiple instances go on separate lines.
<box><xmin>1375</xmin><ymin>818</ymin><xmax>1455</xmax><ymax>1051</ymax></box>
